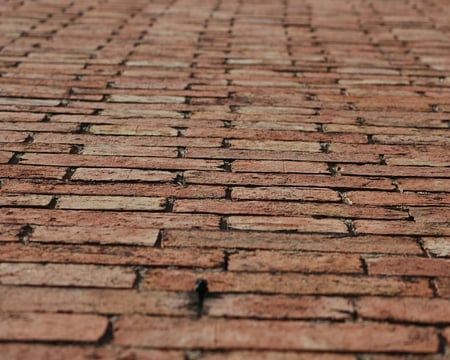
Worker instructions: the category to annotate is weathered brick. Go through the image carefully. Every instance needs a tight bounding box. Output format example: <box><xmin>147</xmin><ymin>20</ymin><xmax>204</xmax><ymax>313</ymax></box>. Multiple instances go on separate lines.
<box><xmin>163</xmin><ymin>230</ymin><xmax>422</xmax><ymax>255</ymax></box>
<box><xmin>89</xmin><ymin>124</ymin><xmax>178</xmax><ymax>136</ymax></box>
<box><xmin>357</xmin><ymin>297</ymin><xmax>450</xmax><ymax>323</ymax></box>
<box><xmin>232</xmin><ymin>160</ymin><xmax>329</xmax><ymax>174</ymax></box>
<box><xmin>398</xmin><ymin>178</ymin><xmax>450</xmax><ymax>192</ymax></box>
<box><xmin>347</xmin><ymin>191</ymin><xmax>450</xmax><ymax>206</ymax></box>
<box><xmin>0</xmin><ymin>345</ymin><xmax>184</xmax><ymax>360</ymax></box>
<box><xmin>231</xmin><ymin>187</ymin><xmax>341</xmax><ymax>202</ymax></box>
<box><xmin>82</xmin><ymin>145</ymin><xmax>178</xmax><ymax>157</ymax></box>
<box><xmin>0</xmin><ymin>150</ymin><xmax>13</xmax><ymax>163</ymax></box>
<box><xmin>0</xmin><ymin>313</ymin><xmax>108</xmax><ymax>342</ymax></box>
<box><xmin>434</xmin><ymin>277</ymin><xmax>450</xmax><ymax>298</ymax></box>
<box><xmin>228</xmin><ymin>251</ymin><xmax>363</xmax><ymax>273</ymax></box>
<box><xmin>0</xmin><ymin>224</ymin><xmax>21</xmax><ymax>242</ymax></box>
<box><xmin>56</xmin><ymin>195</ymin><xmax>166</xmax><ymax>211</ymax></box>
<box><xmin>354</xmin><ymin>220</ymin><xmax>450</xmax><ymax>236</ymax></box>
<box><xmin>31</xmin><ymin>225</ymin><xmax>159</xmax><ymax>246</ymax></box>
<box><xmin>206</xmin><ymin>294</ymin><xmax>354</xmax><ymax>320</ymax></box>
<box><xmin>366</xmin><ymin>257</ymin><xmax>450</xmax><ymax>277</ymax></box>
<box><xmin>0</xmin><ymin>262</ymin><xmax>135</xmax><ymax>287</ymax></box>
<box><xmin>422</xmin><ymin>237</ymin><xmax>450</xmax><ymax>257</ymax></box>
<box><xmin>0</xmin><ymin>165</ymin><xmax>68</xmax><ymax>180</ymax></box>
<box><xmin>227</xmin><ymin>216</ymin><xmax>348</xmax><ymax>233</ymax></box>
<box><xmin>184</xmin><ymin>171</ymin><xmax>395</xmax><ymax>190</ymax></box>
<box><xmin>143</xmin><ymin>269</ymin><xmax>432</xmax><ymax>296</ymax></box>
<box><xmin>72</xmin><ymin>167</ymin><xmax>177</xmax><ymax>182</ymax></box>
<box><xmin>0</xmin><ymin>286</ymin><xmax>196</xmax><ymax>316</ymax></box>
<box><xmin>0</xmin><ymin>243</ymin><xmax>224</xmax><ymax>268</ymax></box>
<box><xmin>200</xmin><ymin>352</ymin><xmax>356</xmax><ymax>360</ymax></box>
<box><xmin>114</xmin><ymin>316</ymin><xmax>438</xmax><ymax>353</ymax></box>
<box><xmin>409</xmin><ymin>207</ymin><xmax>450</xmax><ymax>223</ymax></box>
<box><xmin>0</xmin><ymin>194</ymin><xmax>53</xmax><ymax>207</ymax></box>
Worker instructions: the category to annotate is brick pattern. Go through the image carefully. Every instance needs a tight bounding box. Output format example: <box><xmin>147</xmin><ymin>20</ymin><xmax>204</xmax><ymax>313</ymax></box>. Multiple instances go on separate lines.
<box><xmin>0</xmin><ymin>0</ymin><xmax>449</xmax><ymax>358</ymax></box>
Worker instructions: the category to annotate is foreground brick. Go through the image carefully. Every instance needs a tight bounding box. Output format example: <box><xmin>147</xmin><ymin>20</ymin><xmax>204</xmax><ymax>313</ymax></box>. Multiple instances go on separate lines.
<box><xmin>0</xmin><ymin>313</ymin><xmax>107</xmax><ymax>342</ymax></box>
<box><xmin>114</xmin><ymin>316</ymin><xmax>438</xmax><ymax>353</ymax></box>
<box><xmin>366</xmin><ymin>257</ymin><xmax>450</xmax><ymax>277</ymax></box>
<box><xmin>0</xmin><ymin>263</ymin><xmax>135</xmax><ymax>288</ymax></box>
<box><xmin>357</xmin><ymin>297</ymin><xmax>450</xmax><ymax>323</ymax></box>
<box><xmin>143</xmin><ymin>269</ymin><xmax>432</xmax><ymax>297</ymax></box>
<box><xmin>0</xmin><ymin>286</ymin><xmax>195</xmax><ymax>316</ymax></box>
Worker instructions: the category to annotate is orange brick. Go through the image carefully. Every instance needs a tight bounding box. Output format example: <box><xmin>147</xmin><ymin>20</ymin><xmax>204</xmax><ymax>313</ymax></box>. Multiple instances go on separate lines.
<box><xmin>357</xmin><ymin>297</ymin><xmax>450</xmax><ymax>323</ymax></box>
<box><xmin>162</xmin><ymin>230</ymin><xmax>422</xmax><ymax>255</ymax></box>
<box><xmin>0</xmin><ymin>262</ymin><xmax>135</xmax><ymax>287</ymax></box>
<box><xmin>0</xmin><ymin>243</ymin><xmax>224</xmax><ymax>268</ymax></box>
<box><xmin>0</xmin><ymin>345</ymin><xmax>184</xmax><ymax>360</ymax></box>
<box><xmin>114</xmin><ymin>316</ymin><xmax>438</xmax><ymax>353</ymax></box>
<box><xmin>228</xmin><ymin>251</ymin><xmax>363</xmax><ymax>273</ymax></box>
<box><xmin>143</xmin><ymin>269</ymin><xmax>432</xmax><ymax>297</ymax></box>
<box><xmin>366</xmin><ymin>257</ymin><xmax>450</xmax><ymax>277</ymax></box>
<box><xmin>206</xmin><ymin>295</ymin><xmax>354</xmax><ymax>320</ymax></box>
<box><xmin>0</xmin><ymin>313</ymin><xmax>108</xmax><ymax>342</ymax></box>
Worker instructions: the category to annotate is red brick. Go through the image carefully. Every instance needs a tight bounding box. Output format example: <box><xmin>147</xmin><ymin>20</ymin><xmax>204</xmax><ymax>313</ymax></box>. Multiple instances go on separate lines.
<box><xmin>229</xmin><ymin>139</ymin><xmax>322</xmax><ymax>152</ymax></box>
<box><xmin>143</xmin><ymin>269</ymin><xmax>432</xmax><ymax>297</ymax></box>
<box><xmin>88</xmin><ymin>124</ymin><xmax>178</xmax><ymax>136</ymax></box>
<box><xmin>114</xmin><ymin>316</ymin><xmax>438</xmax><ymax>353</ymax></box>
<box><xmin>31</xmin><ymin>225</ymin><xmax>160</xmax><ymax>246</ymax></box>
<box><xmin>56</xmin><ymin>195</ymin><xmax>166</xmax><ymax>211</ymax></box>
<box><xmin>163</xmin><ymin>230</ymin><xmax>422</xmax><ymax>255</ymax></box>
<box><xmin>20</xmin><ymin>153</ymin><xmax>224</xmax><ymax>171</ymax></box>
<box><xmin>184</xmin><ymin>171</ymin><xmax>395</xmax><ymax>190</ymax></box>
<box><xmin>0</xmin><ymin>194</ymin><xmax>53</xmax><ymax>207</ymax></box>
<box><xmin>206</xmin><ymin>294</ymin><xmax>354</xmax><ymax>320</ymax></box>
<box><xmin>409</xmin><ymin>207</ymin><xmax>450</xmax><ymax>223</ymax></box>
<box><xmin>82</xmin><ymin>145</ymin><xmax>178</xmax><ymax>157</ymax></box>
<box><xmin>228</xmin><ymin>251</ymin><xmax>363</xmax><ymax>274</ymax></box>
<box><xmin>366</xmin><ymin>257</ymin><xmax>450</xmax><ymax>277</ymax></box>
<box><xmin>0</xmin><ymin>224</ymin><xmax>22</xmax><ymax>242</ymax></box>
<box><xmin>0</xmin><ymin>243</ymin><xmax>223</xmax><ymax>268</ymax></box>
<box><xmin>443</xmin><ymin>328</ymin><xmax>450</xmax><ymax>345</ymax></box>
<box><xmin>357</xmin><ymin>297</ymin><xmax>450</xmax><ymax>323</ymax></box>
<box><xmin>231</xmin><ymin>187</ymin><xmax>341</xmax><ymax>202</ymax></box>
<box><xmin>0</xmin><ymin>286</ymin><xmax>195</xmax><ymax>316</ymax></box>
<box><xmin>434</xmin><ymin>277</ymin><xmax>450</xmax><ymax>298</ymax></box>
<box><xmin>0</xmin><ymin>151</ymin><xmax>13</xmax><ymax>163</ymax></box>
<box><xmin>422</xmin><ymin>237</ymin><xmax>450</xmax><ymax>257</ymax></box>
<box><xmin>72</xmin><ymin>167</ymin><xmax>177</xmax><ymax>182</ymax></box>
<box><xmin>200</xmin><ymin>352</ymin><xmax>355</xmax><ymax>360</ymax></box>
<box><xmin>0</xmin><ymin>165</ymin><xmax>67</xmax><ymax>180</ymax></box>
<box><xmin>398</xmin><ymin>178</ymin><xmax>450</xmax><ymax>192</ymax></box>
<box><xmin>0</xmin><ymin>130</ymin><xmax>30</xmax><ymax>142</ymax></box>
<box><xmin>0</xmin><ymin>313</ymin><xmax>108</xmax><ymax>342</ymax></box>
<box><xmin>0</xmin><ymin>111</ymin><xmax>45</xmax><ymax>122</ymax></box>
<box><xmin>232</xmin><ymin>160</ymin><xmax>329</xmax><ymax>174</ymax></box>
<box><xmin>0</xmin><ymin>345</ymin><xmax>184</xmax><ymax>360</ymax></box>
<box><xmin>227</xmin><ymin>216</ymin><xmax>347</xmax><ymax>233</ymax></box>
<box><xmin>1</xmin><ymin>180</ymin><xmax>226</xmax><ymax>199</ymax></box>
<box><xmin>354</xmin><ymin>220</ymin><xmax>450</xmax><ymax>236</ymax></box>
<box><xmin>347</xmin><ymin>191</ymin><xmax>450</xmax><ymax>206</ymax></box>
<box><xmin>338</xmin><ymin>164</ymin><xmax>450</xmax><ymax>177</ymax></box>
<box><xmin>373</xmin><ymin>134</ymin><xmax>450</xmax><ymax>146</ymax></box>
<box><xmin>0</xmin><ymin>262</ymin><xmax>135</xmax><ymax>288</ymax></box>
<box><xmin>0</xmin><ymin>208</ymin><xmax>220</xmax><ymax>229</ymax></box>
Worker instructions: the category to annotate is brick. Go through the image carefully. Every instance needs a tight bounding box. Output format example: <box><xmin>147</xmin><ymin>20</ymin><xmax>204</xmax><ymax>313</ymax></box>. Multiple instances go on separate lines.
<box><xmin>398</xmin><ymin>178</ymin><xmax>450</xmax><ymax>192</ymax></box>
<box><xmin>205</xmin><ymin>295</ymin><xmax>354</xmax><ymax>320</ymax></box>
<box><xmin>0</xmin><ymin>130</ymin><xmax>29</xmax><ymax>142</ymax></box>
<box><xmin>82</xmin><ymin>144</ymin><xmax>178</xmax><ymax>157</ymax></box>
<box><xmin>0</xmin><ymin>345</ymin><xmax>184</xmax><ymax>360</ymax></box>
<box><xmin>232</xmin><ymin>160</ymin><xmax>329</xmax><ymax>174</ymax></box>
<box><xmin>0</xmin><ymin>286</ymin><xmax>195</xmax><ymax>316</ymax></box>
<box><xmin>338</xmin><ymin>164</ymin><xmax>450</xmax><ymax>177</ymax></box>
<box><xmin>0</xmin><ymin>263</ymin><xmax>135</xmax><ymax>288</ymax></box>
<box><xmin>0</xmin><ymin>194</ymin><xmax>52</xmax><ymax>207</ymax></box>
<box><xmin>185</xmin><ymin>171</ymin><xmax>395</xmax><ymax>190</ymax></box>
<box><xmin>89</xmin><ymin>124</ymin><xmax>178</xmax><ymax>136</ymax></box>
<box><xmin>72</xmin><ymin>167</ymin><xmax>177</xmax><ymax>182</ymax></box>
<box><xmin>0</xmin><ymin>243</ymin><xmax>224</xmax><ymax>268</ymax></box>
<box><xmin>0</xmin><ymin>313</ymin><xmax>108</xmax><ymax>342</ymax></box>
<box><xmin>354</xmin><ymin>220</ymin><xmax>450</xmax><ymax>236</ymax></box>
<box><xmin>143</xmin><ymin>269</ymin><xmax>432</xmax><ymax>297</ymax></box>
<box><xmin>231</xmin><ymin>187</ymin><xmax>341</xmax><ymax>202</ymax></box>
<box><xmin>56</xmin><ymin>195</ymin><xmax>166</xmax><ymax>211</ymax></box>
<box><xmin>228</xmin><ymin>251</ymin><xmax>363</xmax><ymax>274</ymax></box>
<box><xmin>366</xmin><ymin>257</ymin><xmax>450</xmax><ymax>277</ymax></box>
<box><xmin>108</xmin><ymin>94</ymin><xmax>185</xmax><ymax>103</ymax></box>
<box><xmin>0</xmin><ymin>208</ymin><xmax>220</xmax><ymax>229</ymax></box>
<box><xmin>0</xmin><ymin>165</ymin><xmax>67</xmax><ymax>180</ymax></box>
<box><xmin>229</xmin><ymin>139</ymin><xmax>321</xmax><ymax>152</ymax></box>
<box><xmin>114</xmin><ymin>316</ymin><xmax>438</xmax><ymax>353</ymax></box>
<box><xmin>20</xmin><ymin>153</ymin><xmax>224</xmax><ymax>171</ymax></box>
<box><xmin>0</xmin><ymin>224</ymin><xmax>21</xmax><ymax>242</ymax></box>
<box><xmin>175</xmin><ymin>199</ymin><xmax>407</xmax><ymax>220</ymax></box>
<box><xmin>409</xmin><ymin>207</ymin><xmax>450</xmax><ymax>223</ymax></box>
<box><xmin>31</xmin><ymin>225</ymin><xmax>159</xmax><ymax>246</ymax></box>
<box><xmin>422</xmin><ymin>237</ymin><xmax>450</xmax><ymax>257</ymax></box>
<box><xmin>227</xmin><ymin>216</ymin><xmax>348</xmax><ymax>233</ymax></box>
<box><xmin>0</xmin><ymin>111</ymin><xmax>45</xmax><ymax>122</ymax></box>
<box><xmin>163</xmin><ymin>230</ymin><xmax>422</xmax><ymax>255</ymax></box>
<box><xmin>0</xmin><ymin>150</ymin><xmax>13</xmax><ymax>163</ymax></box>
<box><xmin>200</xmin><ymin>352</ymin><xmax>355</xmax><ymax>360</ymax></box>
<box><xmin>435</xmin><ymin>277</ymin><xmax>450</xmax><ymax>298</ymax></box>
<box><xmin>357</xmin><ymin>297</ymin><xmax>450</xmax><ymax>323</ymax></box>
<box><xmin>347</xmin><ymin>191</ymin><xmax>450</xmax><ymax>206</ymax></box>
<box><xmin>443</xmin><ymin>328</ymin><xmax>450</xmax><ymax>345</ymax></box>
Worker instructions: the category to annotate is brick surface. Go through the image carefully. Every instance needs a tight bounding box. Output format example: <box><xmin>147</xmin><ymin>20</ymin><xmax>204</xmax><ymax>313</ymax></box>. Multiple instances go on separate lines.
<box><xmin>1</xmin><ymin>0</ymin><xmax>449</xmax><ymax>356</ymax></box>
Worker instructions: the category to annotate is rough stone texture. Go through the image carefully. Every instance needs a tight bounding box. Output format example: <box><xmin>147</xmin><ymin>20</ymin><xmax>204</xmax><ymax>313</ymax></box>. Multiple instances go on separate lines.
<box><xmin>0</xmin><ymin>0</ymin><xmax>449</xmax><ymax>357</ymax></box>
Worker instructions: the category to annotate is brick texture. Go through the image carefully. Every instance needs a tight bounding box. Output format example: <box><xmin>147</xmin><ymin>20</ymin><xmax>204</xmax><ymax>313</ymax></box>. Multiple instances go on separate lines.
<box><xmin>0</xmin><ymin>0</ymin><xmax>449</xmax><ymax>357</ymax></box>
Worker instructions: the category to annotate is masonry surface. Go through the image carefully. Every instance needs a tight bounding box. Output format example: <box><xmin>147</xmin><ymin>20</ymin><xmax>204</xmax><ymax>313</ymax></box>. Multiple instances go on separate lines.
<box><xmin>0</xmin><ymin>0</ymin><xmax>449</xmax><ymax>358</ymax></box>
